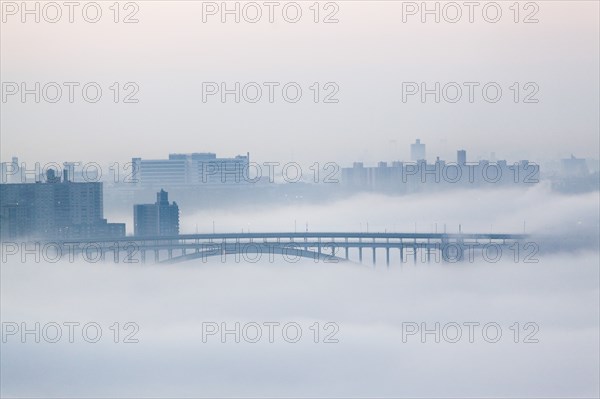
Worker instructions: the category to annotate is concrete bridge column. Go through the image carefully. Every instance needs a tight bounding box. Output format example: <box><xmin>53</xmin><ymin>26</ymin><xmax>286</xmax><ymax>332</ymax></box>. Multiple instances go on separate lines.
<box><xmin>413</xmin><ymin>245</ymin><xmax>417</xmax><ymax>264</ymax></box>
<box><xmin>386</xmin><ymin>247</ymin><xmax>390</xmax><ymax>268</ymax></box>
<box><xmin>373</xmin><ymin>246</ymin><xmax>377</xmax><ymax>266</ymax></box>
<box><xmin>440</xmin><ymin>237</ymin><xmax>448</xmax><ymax>263</ymax></box>
<box><xmin>372</xmin><ymin>238</ymin><xmax>376</xmax><ymax>266</ymax></box>
<box><xmin>358</xmin><ymin>238</ymin><xmax>363</xmax><ymax>263</ymax></box>
<box><xmin>345</xmin><ymin>238</ymin><xmax>349</xmax><ymax>260</ymax></box>
<box><xmin>426</xmin><ymin>239</ymin><xmax>431</xmax><ymax>263</ymax></box>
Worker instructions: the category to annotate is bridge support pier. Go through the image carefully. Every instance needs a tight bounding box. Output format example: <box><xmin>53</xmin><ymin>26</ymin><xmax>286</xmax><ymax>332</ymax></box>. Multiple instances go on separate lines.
<box><xmin>372</xmin><ymin>247</ymin><xmax>376</xmax><ymax>266</ymax></box>
<box><xmin>358</xmin><ymin>237</ymin><xmax>363</xmax><ymax>263</ymax></box>
<box><xmin>345</xmin><ymin>238</ymin><xmax>349</xmax><ymax>259</ymax></box>
<box><xmin>372</xmin><ymin>238</ymin><xmax>376</xmax><ymax>266</ymax></box>
<box><xmin>386</xmin><ymin>248</ymin><xmax>390</xmax><ymax>268</ymax></box>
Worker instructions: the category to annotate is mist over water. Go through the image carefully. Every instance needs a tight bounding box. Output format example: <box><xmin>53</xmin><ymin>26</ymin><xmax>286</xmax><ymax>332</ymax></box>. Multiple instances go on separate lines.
<box><xmin>169</xmin><ymin>185</ymin><xmax>599</xmax><ymax>252</ymax></box>
<box><xmin>3</xmin><ymin>187</ymin><xmax>599</xmax><ymax>398</ymax></box>
<box><xmin>1</xmin><ymin>253</ymin><xmax>598</xmax><ymax>398</ymax></box>
<box><xmin>105</xmin><ymin>184</ymin><xmax>599</xmax><ymax>238</ymax></box>
<box><xmin>2</xmin><ymin>0</ymin><xmax>598</xmax><ymax>396</ymax></box>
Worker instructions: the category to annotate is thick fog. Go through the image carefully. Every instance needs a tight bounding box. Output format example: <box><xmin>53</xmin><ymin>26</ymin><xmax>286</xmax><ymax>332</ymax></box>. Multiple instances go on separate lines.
<box><xmin>1</xmin><ymin>254</ymin><xmax>598</xmax><ymax>398</ymax></box>
<box><xmin>2</xmin><ymin>0</ymin><xmax>599</xmax><ymax>396</ymax></box>
<box><xmin>105</xmin><ymin>183</ymin><xmax>599</xmax><ymax>250</ymax></box>
<box><xmin>2</xmin><ymin>188</ymin><xmax>599</xmax><ymax>397</ymax></box>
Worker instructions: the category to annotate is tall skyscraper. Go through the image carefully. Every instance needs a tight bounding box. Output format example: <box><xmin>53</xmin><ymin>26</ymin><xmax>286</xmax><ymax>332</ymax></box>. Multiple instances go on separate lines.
<box><xmin>134</xmin><ymin>189</ymin><xmax>179</xmax><ymax>237</ymax></box>
<box><xmin>410</xmin><ymin>139</ymin><xmax>426</xmax><ymax>161</ymax></box>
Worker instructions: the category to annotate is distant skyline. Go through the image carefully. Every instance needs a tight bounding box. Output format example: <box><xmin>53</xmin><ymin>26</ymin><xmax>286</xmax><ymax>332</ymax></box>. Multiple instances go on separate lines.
<box><xmin>1</xmin><ymin>136</ymin><xmax>597</xmax><ymax>169</ymax></box>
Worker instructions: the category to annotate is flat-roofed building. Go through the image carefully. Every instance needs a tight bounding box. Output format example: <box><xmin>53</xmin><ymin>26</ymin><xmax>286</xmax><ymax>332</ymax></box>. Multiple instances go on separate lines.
<box><xmin>134</xmin><ymin>189</ymin><xmax>179</xmax><ymax>237</ymax></box>
<box><xmin>131</xmin><ymin>152</ymin><xmax>250</xmax><ymax>188</ymax></box>
<box><xmin>0</xmin><ymin>169</ymin><xmax>125</xmax><ymax>240</ymax></box>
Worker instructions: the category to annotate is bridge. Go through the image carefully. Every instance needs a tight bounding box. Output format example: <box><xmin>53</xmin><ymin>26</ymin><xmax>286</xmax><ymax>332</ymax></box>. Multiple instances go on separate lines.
<box><xmin>2</xmin><ymin>232</ymin><xmax>533</xmax><ymax>266</ymax></box>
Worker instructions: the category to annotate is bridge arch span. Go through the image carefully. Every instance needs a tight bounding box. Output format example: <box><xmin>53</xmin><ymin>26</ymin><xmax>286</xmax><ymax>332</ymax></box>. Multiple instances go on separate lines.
<box><xmin>160</xmin><ymin>243</ymin><xmax>348</xmax><ymax>264</ymax></box>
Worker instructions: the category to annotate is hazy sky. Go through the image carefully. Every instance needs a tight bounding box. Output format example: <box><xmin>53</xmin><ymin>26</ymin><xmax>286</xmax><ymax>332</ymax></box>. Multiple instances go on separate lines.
<box><xmin>1</xmin><ymin>1</ymin><xmax>599</xmax><ymax>165</ymax></box>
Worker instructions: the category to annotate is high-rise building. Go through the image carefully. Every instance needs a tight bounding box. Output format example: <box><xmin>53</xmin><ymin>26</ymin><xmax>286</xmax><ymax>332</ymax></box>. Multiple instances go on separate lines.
<box><xmin>0</xmin><ymin>169</ymin><xmax>125</xmax><ymax>240</ymax></box>
<box><xmin>341</xmin><ymin>151</ymin><xmax>539</xmax><ymax>192</ymax></box>
<box><xmin>131</xmin><ymin>152</ymin><xmax>250</xmax><ymax>187</ymax></box>
<box><xmin>134</xmin><ymin>189</ymin><xmax>179</xmax><ymax>237</ymax></box>
<box><xmin>410</xmin><ymin>139</ymin><xmax>426</xmax><ymax>161</ymax></box>
<box><xmin>561</xmin><ymin>155</ymin><xmax>589</xmax><ymax>177</ymax></box>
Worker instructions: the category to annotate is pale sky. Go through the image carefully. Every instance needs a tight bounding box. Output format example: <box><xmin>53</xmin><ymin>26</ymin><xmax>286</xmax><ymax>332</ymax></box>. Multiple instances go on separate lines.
<box><xmin>1</xmin><ymin>1</ymin><xmax>599</xmax><ymax>166</ymax></box>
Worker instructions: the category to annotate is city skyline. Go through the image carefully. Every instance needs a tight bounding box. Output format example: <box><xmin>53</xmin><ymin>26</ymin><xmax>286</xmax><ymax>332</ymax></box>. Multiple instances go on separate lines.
<box><xmin>3</xmin><ymin>136</ymin><xmax>597</xmax><ymax>176</ymax></box>
<box><xmin>1</xmin><ymin>1</ymin><xmax>598</xmax><ymax>398</ymax></box>
<box><xmin>1</xmin><ymin>136</ymin><xmax>598</xmax><ymax>167</ymax></box>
